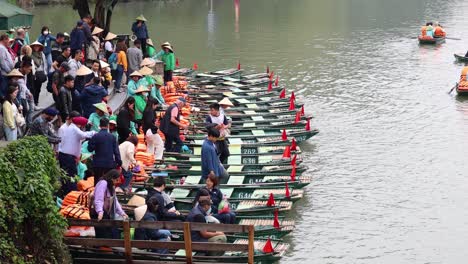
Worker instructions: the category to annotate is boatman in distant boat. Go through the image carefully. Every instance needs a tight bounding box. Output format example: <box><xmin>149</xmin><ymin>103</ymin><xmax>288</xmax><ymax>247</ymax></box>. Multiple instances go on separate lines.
<box><xmin>458</xmin><ymin>66</ymin><xmax>468</xmax><ymax>88</ymax></box>
<box><xmin>433</xmin><ymin>22</ymin><xmax>446</xmax><ymax>38</ymax></box>
<box><xmin>201</xmin><ymin>128</ymin><xmax>229</xmax><ymax>183</ymax></box>
<box><xmin>425</xmin><ymin>22</ymin><xmax>434</xmax><ymax>38</ymax></box>
<box><xmin>206</xmin><ymin>103</ymin><xmax>231</xmax><ymax>164</ymax></box>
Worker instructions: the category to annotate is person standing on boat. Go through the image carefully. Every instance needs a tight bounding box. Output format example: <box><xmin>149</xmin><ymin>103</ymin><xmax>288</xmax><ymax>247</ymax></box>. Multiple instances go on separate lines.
<box><xmin>146</xmin><ymin>177</ymin><xmax>185</xmax><ymax>221</ymax></box>
<box><xmin>218</xmin><ymin>97</ymin><xmax>234</xmax><ymax>116</ymax></box>
<box><xmin>206</xmin><ymin>103</ymin><xmax>231</xmax><ymax>164</ymax></box>
<box><xmin>194</xmin><ymin>174</ymin><xmax>236</xmax><ymax>224</ymax></box>
<box><xmin>127</xmin><ymin>40</ymin><xmax>143</xmax><ymax>74</ymax></box>
<box><xmin>160</xmin><ymin>97</ymin><xmax>187</xmax><ymax>153</ymax></box>
<box><xmin>143</xmin><ymin>98</ymin><xmax>164</xmax><ymax>160</ymax></box>
<box><xmin>187</xmin><ymin>197</ymin><xmax>227</xmax><ymax>255</ymax></box>
<box><xmin>201</xmin><ymin>128</ymin><xmax>229</xmax><ymax>182</ymax></box>
<box><xmin>132</xmin><ymin>15</ymin><xmax>149</xmax><ymax>57</ymax></box>
<box><xmin>127</xmin><ymin>71</ymin><xmax>143</xmax><ymax>96</ymax></box>
<box><xmin>155</xmin><ymin>42</ymin><xmax>175</xmax><ymax>83</ymax></box>
<box><xmin>87</xmin><ymin>118</ymin><xmax>122</xmax><ymax>183</ymax></box>
<box><xmin>118</xmin><ymin>135</ymin><xmax>138</xmax><ymax>192</ymax></box>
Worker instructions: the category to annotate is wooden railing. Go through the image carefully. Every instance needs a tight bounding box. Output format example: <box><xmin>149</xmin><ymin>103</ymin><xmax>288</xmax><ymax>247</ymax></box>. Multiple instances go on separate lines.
<box><xmin>65</xmin><ymin>219</ymin><xmax>255</xmax><ymax>264</ymax></box>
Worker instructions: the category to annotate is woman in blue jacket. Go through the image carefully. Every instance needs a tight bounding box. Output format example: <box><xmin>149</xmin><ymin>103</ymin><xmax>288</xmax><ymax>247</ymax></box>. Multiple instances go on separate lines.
<box><xmin>37</xmin><ymin>26</ymin><xmax>56</xmax><ymax>73</ymax></box>
<box><xmin>132</xmin><ymin>15</ymin><xmax>149</xmax><ymax>57</ymax></box>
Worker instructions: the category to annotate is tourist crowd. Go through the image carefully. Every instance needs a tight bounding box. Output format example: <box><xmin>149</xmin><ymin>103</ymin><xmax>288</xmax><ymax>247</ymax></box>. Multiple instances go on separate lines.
<box><xmin>2</xmin><ymin>13</ymin><xmax>237</xmax><ymax>253</ymax></box>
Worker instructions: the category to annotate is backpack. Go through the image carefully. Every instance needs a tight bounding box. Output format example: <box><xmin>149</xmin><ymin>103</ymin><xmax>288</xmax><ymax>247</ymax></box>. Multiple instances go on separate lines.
<box><xmin>108</xmin><ymin>52</ymin><xmax>118</xmax><ymax>70</ymax></box>
<box><xmin>46</xmin><ymin>71</ymin><xmax>56</xmax><ymax>93</ymax></box>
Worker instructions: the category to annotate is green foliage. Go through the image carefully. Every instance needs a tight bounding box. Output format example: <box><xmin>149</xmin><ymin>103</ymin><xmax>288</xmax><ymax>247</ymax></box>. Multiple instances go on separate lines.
<box><xmin>0</xmin><ymin>136</ymin><xmax>71</xmax><ymax>264</ymax></box>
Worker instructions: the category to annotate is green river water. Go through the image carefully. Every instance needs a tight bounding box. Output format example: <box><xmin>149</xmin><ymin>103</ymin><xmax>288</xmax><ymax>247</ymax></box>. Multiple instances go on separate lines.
<box><xmin>31</xmin><ymin>0</ymin><xmax>468</xmax><ymax>263</ymax></box>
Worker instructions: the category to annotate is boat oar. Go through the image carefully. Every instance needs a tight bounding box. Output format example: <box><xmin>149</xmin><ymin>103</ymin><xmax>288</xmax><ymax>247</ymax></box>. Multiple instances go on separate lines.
<box><xmin>448</xmin><ymin>83</ymin><xmax>458</xmax><ymax>94</ymax></box>
<box><xmin>446</xmin><ymin>37</ymin><xmax>461</xmax><ymax>40</ymax></box>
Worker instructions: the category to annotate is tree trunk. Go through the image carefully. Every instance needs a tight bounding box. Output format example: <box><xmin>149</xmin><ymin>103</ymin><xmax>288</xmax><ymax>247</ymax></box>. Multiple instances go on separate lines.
<box><xmin>104</xmin><ymin>0</ymin><xmax>119</xmax><ymax>33</ymax></box>
<box><xmin>94</xmin><ymin>0</ymin><xmax>106</xmax><ymax>29</ymax></box>
<box><xmin>73</xmin><ymin>0</ymin><xmax>91</xmax><ymax>19</ymax></box>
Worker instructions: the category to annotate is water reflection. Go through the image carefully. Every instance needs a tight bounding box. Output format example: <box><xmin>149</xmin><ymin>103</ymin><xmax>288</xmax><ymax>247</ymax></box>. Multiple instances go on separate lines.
<box><xmin>207</xmin><ymin>0</ymin><xmax>215</xmax><ymax>48</ymax></box>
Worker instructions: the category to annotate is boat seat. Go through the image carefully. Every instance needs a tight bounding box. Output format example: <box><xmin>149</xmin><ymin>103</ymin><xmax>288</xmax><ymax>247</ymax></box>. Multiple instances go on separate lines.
<box><xmin>221</xmin><ymin>187</ymin><xmax>234</xmax><ymax>198</ymax></box>
<box><xmin>252</xmin><ymin>130</ymin><xmax>265</xmax><ymax>136</ymax></box>
<box><xmin>198</xmin><ymin>94</ymin><xmax>210</xmax><ymax>98</ymax></box>
<box><xmin>227</xmin><ymin>176</ymin><xmax>245</xmax><ymax>185</ymax></box>
<box><xmin>229</xmin><ymin>145</ymin><xmax>242</xmax><ymax>155</ymax></box>
<box><xmin>259</xmin><ymin>155</ymin><xmax>273</xmax><ymax>163</ymax></box>
<box><xmin>246</xmin><ymin>104</ymin><xmax>258</xmax><ymax>109</ymax></box>
<box><xmin>251</xmin><ymin>116</ymin><xmax>264</xmax><ymax>121</ymax></box>
<box><xmin>229</xmin><ymin>138</ymin><xmax>243</xmax><ymax>145</ymax></box>
<box><xmin>236</xmin><ymin>98</ymin><xmax>250</xmax><ymax>104</ymax></box>
<box><xmin>193</xmin><ymin>147</ymin><xmax>201</xmax><ymax>155</ymax></box>
<box><xmin>243</xmin><ymin>110</ymin><xmax>255</xmax><ymax>115</ymax></box>
<box><xmin>227</xmin><ymin>156</ymin><xmax>242</xmax><ymax>165</ymax></box>
<box><xmin>175</xmin><ymin>249</ymin><xmax>196</xmax><ymax>256</ymax></box>
<box><xmin>227</xmin><ymin>165</ymin><xmax>243</xmax><ymax>173</ymax></box>
<box><xmin>188</xmin><ymin>157</ymin><xmax>201</xmax><ymax>163</ymax></box>
<box><xmin>223</xmin><ymin>81</ymin><xmax>245</xmax><ymax>87</ymax></box>
<box><xmin>194</xmin><ymin>140</ymin><xmax>204</xmax><ymax>145</ymax></box>
<box><xmin>184</xmin><ymin>176</ymin><xmax>201</xmax><ymax>185</ymax></box>
<box><xmin>170</xmin><ymin>189</ymin><xmax>190</xmax><ymax>199</ymax></box>
<box><xmin>243</xmin><ymin>123</ymin><xmax>256</xmax><ymax>128</ymax></box>
<box><xmin>190</xmin><ymin>165</ymin><xmax>201</xmax><ymax>172</ymax></box>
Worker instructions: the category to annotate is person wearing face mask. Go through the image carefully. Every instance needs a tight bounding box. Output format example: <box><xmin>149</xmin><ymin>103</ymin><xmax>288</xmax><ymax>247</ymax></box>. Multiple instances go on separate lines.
<box><xmin>133</xmin><ymin>86</ymin><xmax>149</xmax><ymax>125</ymax></box>
<box><xmin>27</xmin><ymin>107</ymin><xmax>61</xmax><ymax>144</ymax></box>
<box><xmin>37</xmin><ymin>26</ymin><xmax>56</xmax><ymax>73</ymax></box>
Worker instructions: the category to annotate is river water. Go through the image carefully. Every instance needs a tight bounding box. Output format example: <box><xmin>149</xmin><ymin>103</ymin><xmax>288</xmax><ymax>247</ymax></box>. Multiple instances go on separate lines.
<box><xmin>31</xmin><ymin>0</ymin><xmax>468</xmax><ymax>263</ymax></box>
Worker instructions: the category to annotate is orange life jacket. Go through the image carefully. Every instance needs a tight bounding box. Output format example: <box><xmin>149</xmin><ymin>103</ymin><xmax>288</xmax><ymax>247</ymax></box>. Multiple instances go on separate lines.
<box><xmin>77</xmin><ymin>177</ymin><xmax>94</xmax><ymax>191</ymax></box>
<box><xmin>434</xmin><ymin>26</ymin><xmax>446</xmax><ymax>37</ymax></box>
<box><xmin>421</xmin><ymin>26</ymin><xmax>427</xmax><ymax>36</ymax></box>
<box><xmin>460</xmin><ymin>67</ymin><xmax>468</xmax><ymax>81</ymax></box>
<box><xmin>60</xmin><ymin>204</ymin><xmax>91</xmax><ymax>220</ymax></box>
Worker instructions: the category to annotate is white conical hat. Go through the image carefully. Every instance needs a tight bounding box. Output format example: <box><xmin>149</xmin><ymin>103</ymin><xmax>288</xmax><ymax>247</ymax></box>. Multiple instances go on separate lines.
<box><xmin>140</xmin><ymin>58</ymin><xmax>155</xmax><ymax>67</ymax></box>
<box><xmin>219</xmin><ymin>97</ymin><xmax>234</xmax><ymax>106</ymax></box>
<box><xmin>92</xmin><ymin>26</ymin><xmax>103</xmax><ymax>35</ymax></box>
<box><xmin>6</xmin><ymin>69</ymin><xmax>24</xmax><ymax>78</ymax></box>
<box><xmin>76</xmin><ymin>65</ymin><xmax>93</xmax><ymax>76</ymax></box>
<box><xmin>129</xmin><ymin>71</ymin><xmax>143</xmax><ymax>78</ymax></box>
<box><xmin>104</xmin><ymin>32</ymin><xmax>117</xmax><ymax>41</ymax></box>
<box><xmin>139</xmin><ymin>66</ymin><xmax>153</xmax><ymax>76</ymax></box>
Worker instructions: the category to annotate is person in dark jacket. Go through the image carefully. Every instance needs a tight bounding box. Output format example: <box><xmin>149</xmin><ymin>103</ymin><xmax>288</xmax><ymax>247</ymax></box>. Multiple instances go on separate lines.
<box><xmin>194</xmin><ymin>174</ymin><xmax>236</xmax><ymax>224</ymax></box>
<box><xmin>88</xmin><ymin>118</ymin><xmax>122</xmax><ymax>182</ymax></box>
<box><xmin>131</xmin><ymin>15</ymin><xmax>149</xmax><ymax>57</ymax></box>
<box><xmin>28</xmin><ymin>107</ymin><xmax>61</xmax><ymax>144</ymax></box>
<box><xmin>58</xmin><ymin>75</ymin><xmax>74</xmax><ymax>122</ymax></box>
<box><xmin>70</xmin><ymin>21</ymin><xmax>86</xmax><ymax>56</ymax></box>
<box><xmin>80</xmin><ymin>77</ymin><xmax>108</xmax><ymax>118</ymax></box>
<box><xmin>146</xmin><ymin>177</ymin><xmax>185</xmax><ymax>221</ymax></box>
<box><xmin>142</xmin><ymin>97</ymin><xmax>158</xmax><ymax>134</ymax></box>
<box><xmin>117</xmin><ymin>97</ymin><xmax>137</xmax><ymax>144</ymax></box>
<box><xmin>134</xmin><ymin>197</ymin><xmax>171</xmax><ymax>253</ymax></box>
<box><xmin>160</xmin><ymin>97</ymin><xmax>187</xmax><ymax>153</ymax></box>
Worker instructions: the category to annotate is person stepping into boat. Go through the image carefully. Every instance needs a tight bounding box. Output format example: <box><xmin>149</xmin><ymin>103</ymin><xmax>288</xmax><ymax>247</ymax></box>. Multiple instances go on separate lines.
<box><xmin>146</xmin><ymin>176</ymin><xmax>185</xmax><ymax>221</ymax></box>
<box><xmin>160</xmin><ymin>97</ymin><xmax>187</xmax><ymax>153</ymax></box>
<box><xmin>154</xmin><ymin>42</ymin><xmax>175</xmax><ymax>83</ymax></box>
<box><xmin>206</xmin><ymin>103</ymin><xmax>231</xmax><ymax>164</ymax></box>
<box><xmin>187</xmin><ymin>197</ymin><xmax>227</xmax><ymax>256</ymax></box>
<box><xmin>201</xmin><ymin>128</ymin><xmax>229</xmax><ymax>184</ymax></box>
<box><xmin>194</xmin><ymin>174</ymin><xmax>236</xmax><ymax>224</ymax></box>
<box><xmin>127</xmin><ymin>71</ymin><xmax>143</xmax><ymax>96</ymax></box>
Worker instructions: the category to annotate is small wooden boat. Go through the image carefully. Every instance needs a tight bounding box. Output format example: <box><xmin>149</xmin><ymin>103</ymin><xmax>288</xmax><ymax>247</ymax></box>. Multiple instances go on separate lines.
<box><xmin>195</xmin><ymin>68</ymin><xmax>242</xmax><ymax>79</ymax></box>
<box><xmin>150</xmin><ymin>164</ymin><xmax>308</xmax><ymax>177</ymax></box>
<box><xmin>173</xmin><ymin>67</ymin><xmax>194</xmax><ymax>76</ymax></box>
<box><xmin>454</xmin><ymin>53</ymin><xmax>468</xmax><ymax>62</ymax></box>
<box><xmin>185</xmin><ymin>128</ymin><xmax>318</xmax><ymax>143</ymax></box>
<box><xmin>456</xmin><ymin>82</ymin><xmax>468</xmax><ymax>95</ymax></box>
<box><xmin>191</xmin><ymin>119</ymin><xmax>309</xmax><ymax>131</ymax></box>
<box><xmin>167</xmin><ymin>153</ymin><xmax>301</xmax><ymax>166</ymax></box>
<box><xmin>241</xmin><ymin>73</ymin><xmax>270</xmax><ymax>80</ymax></box>
<box><xmin>185</xmin><ymin>136</ymin><xmax>292</xmax><ymax>146</ymax></box>
<box><xmin>173</xmin><ymin>199</ymin><xmax>293</xmax><ymax>215</ymax></box>
<box><xmin>132</xmin><ymin>185</ymin><xmax>303</xmax><ymax>202</ymax></box>
<box><xmin>137</xmin><ymin>175</ymin><xmax>311</xmax><ymax>189</ymax></box>
<box><xmin>165</xmin><ymin>144</ymin><xmax>301</xmax><ymax>157</ymax></box>
<box><xmin>418</xmin><ymin>36</ymin><xmax>445</xmax><ymax>45</ymax></box>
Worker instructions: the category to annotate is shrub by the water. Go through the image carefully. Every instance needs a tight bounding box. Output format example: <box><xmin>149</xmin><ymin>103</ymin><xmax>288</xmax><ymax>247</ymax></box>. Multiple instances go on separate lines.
<box><xmin>0</xmin><ymin>136</ymin><xmax>71</xmax><ymax>264</ymax></box>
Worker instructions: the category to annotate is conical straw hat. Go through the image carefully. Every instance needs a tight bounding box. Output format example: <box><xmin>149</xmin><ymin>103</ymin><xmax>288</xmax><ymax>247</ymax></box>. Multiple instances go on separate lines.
<box><xmin>140</xmin><ymin>58</ymin><xmax>155</xmax><ymax>67</ymax></box>
<box><xmin>136</xmin><ymin>15</ymin><xmax>147</xmax><ymax>21</ymax></box>
<box><xmin>139</xmin><ymin>66</ymin><xmax>153</xmax><ymax>76</ymax></box>
<box><xmin>6</xmin><ymin>69</ymin><xmax>24</xmax><ymax>78</ymax></box>
<box><xmin>135</xmin><ymin>86</ymin><xmax>150</xmax><ymax>94</ymax></box>
<box><xmin>92</xmin><ymin>26</ymin><xmax>103</xmax><ymax>35</ymax></box>
<box><xmin>105</xmin><ymin>32</ymin><xmax>117</xmax><ymax>41</ymax></box>
<box><xmin>146</xmin><ymin>38</ymin><xmax>154</xmax><ymax>47</ymax></box>
<box><xmin>129</xmin><ymin>71</ymin><xmax>143</xmax><ymax>78</ymax></box>
<box><xmin>99</xmin><ymin>60</ymin><xmax>109</xmax><ymax>69</ymax></box>
<box><xmin>76</xmin><ymin>65</ymin><xmax>93</xmax><ymax>76</ymax></box>
<box><xmin>219</xmin><ymin>97</ymin><xmax>234</xmax><ymax>106</ymax></box>
<box><xmin>93</xmin><ymin>102</ymin><xmax>109</xmax><ymax>114</ymax></box>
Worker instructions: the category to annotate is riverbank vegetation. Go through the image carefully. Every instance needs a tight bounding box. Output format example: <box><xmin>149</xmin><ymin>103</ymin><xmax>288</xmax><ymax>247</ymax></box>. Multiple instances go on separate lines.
<box><xmin>0</xmin><ymin>137</ymin><xmax>71</xmax><ymax>264</ymax></box>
